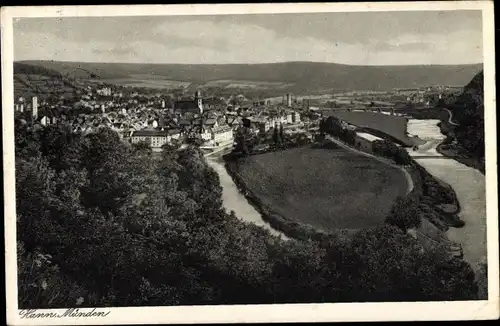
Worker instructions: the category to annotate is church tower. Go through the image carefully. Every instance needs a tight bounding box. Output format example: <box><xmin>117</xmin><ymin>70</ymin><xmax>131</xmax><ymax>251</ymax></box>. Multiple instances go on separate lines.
<box><xmin>32</xmin><ymin>96</ymin><xmax>38</xmax><ymax>119</ymax></box>
<box><xmin>195</xmin><ymin>90</ymin><xmax>203</xmax><ymax>115</ymax></box>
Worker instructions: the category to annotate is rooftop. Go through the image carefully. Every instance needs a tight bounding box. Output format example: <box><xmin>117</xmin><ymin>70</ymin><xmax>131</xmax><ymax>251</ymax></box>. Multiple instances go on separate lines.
<box><xmin>356</xmin><ymin>132</ymin><xmax>384</xmax><ymax>143</ymax></box>
<box><xmin>132</xmin><ymin>130</ymin><xmax>167</xmax><ymax>137</ymax></box>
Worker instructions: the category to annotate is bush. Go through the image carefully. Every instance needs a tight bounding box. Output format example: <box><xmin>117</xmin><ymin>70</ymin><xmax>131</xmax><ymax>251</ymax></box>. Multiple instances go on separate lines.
<box><xmin>386</xmin><ymin>196</ymin><xmax>421</xmax><ymax>232</ymax></box>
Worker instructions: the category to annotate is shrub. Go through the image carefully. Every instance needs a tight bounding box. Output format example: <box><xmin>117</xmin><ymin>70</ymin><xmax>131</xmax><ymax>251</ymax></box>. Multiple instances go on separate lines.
<box><xmin>386</xmin><ymin>196</ymin><xmax>421</xmax><ymax>232</ymax></box>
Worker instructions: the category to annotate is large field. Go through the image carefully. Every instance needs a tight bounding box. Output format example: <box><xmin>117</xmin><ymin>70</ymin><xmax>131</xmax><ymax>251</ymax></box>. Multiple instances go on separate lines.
<box><xmin>326</xmin><ymin>111</ymin><xmax>424</xmax><ymax>146</ymax></box>
<box><xmin>202</xmin><ymin>79</ymin><xmax>293</xmax><ymax>89</ymax></box>
<box><xmin>93</xmin><ymin>77</ymin><xmax>191</xmax><ymax>89</ymax></box>
<box><xmin>18</xmin><ymin>60</ymin><xmax>482</xmax><ymax>92</ymax></box>
<box><xmin>237</xmin><ymin>147</ymin><xmax>409</xmax><ymax>232</ymax></box>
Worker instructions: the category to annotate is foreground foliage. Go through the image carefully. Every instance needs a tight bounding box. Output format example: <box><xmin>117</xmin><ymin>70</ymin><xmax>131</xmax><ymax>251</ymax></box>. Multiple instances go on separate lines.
<box><xmin>16</xmin><ymin>122</ymin><xmax>479</xmax><ymax>307</ymax></box>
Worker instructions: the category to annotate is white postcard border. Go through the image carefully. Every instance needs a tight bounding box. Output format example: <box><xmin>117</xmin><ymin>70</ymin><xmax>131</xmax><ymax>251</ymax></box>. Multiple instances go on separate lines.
<box><xmin>2</xmin><ymin>1</ymin><xmax>498</xmax><ymax>324</ymax></box>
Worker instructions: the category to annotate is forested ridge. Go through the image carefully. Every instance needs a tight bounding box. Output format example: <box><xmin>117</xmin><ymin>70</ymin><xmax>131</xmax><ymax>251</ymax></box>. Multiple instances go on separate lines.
<box><xmin>16</xmin><ymin>120</ymin><xmax>479</xmax><ymax>308</ymax></box>
<box><xmin>448</xmin><ymin>70</ymin><xmax>485</xmax><ymax>159</ymax></box>
<box><xmin>17</xmin><ymin>60</ymin><xmax>482</xmax><ymax>92</ymax></box>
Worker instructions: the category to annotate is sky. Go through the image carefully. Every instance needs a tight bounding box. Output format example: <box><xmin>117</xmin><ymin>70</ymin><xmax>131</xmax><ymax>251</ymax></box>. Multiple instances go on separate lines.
<box><xmin>13</xmin><ymin>10</ymin><xmax>483</xmax><ymax>66</ymax></box>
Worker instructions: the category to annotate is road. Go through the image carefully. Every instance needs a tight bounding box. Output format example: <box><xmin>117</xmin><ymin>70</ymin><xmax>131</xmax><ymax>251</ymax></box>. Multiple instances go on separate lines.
<box><xmin>445</xmin><ymin>108</ymin><xmax>460</xmax><ymax>126</ymax></box>
<box><xmin>203</xmin><ymin>143</ymin><xmax>233</xmax><ymax>157</ymax></box>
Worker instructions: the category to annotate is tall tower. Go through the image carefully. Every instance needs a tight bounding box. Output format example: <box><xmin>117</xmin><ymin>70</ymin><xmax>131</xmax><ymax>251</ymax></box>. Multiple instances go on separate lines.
<box><xmin>286</xmin><ymin>93</ymin><xmax>292</xmax><ymax>107</ymax></box>
<box><xmin>32</xmin><ymin>96</ymin><xmax>38</xmax><ymax>119</ymax></box>
<box><xmin>195</xmin><ymin>90</ymin><xmax>203</xmax><ymax>114</ymax></box>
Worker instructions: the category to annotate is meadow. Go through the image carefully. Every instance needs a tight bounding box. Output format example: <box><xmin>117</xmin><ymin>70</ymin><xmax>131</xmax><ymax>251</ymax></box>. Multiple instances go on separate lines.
<box><xmin>95</xmin><ymin>77</ymin><xmax>191</xmax><ymax>89</ymax></box>
<box><xmin>236</xmin><ymin>147</ymin><xmax>409</xmax><ymax>232</ymax></box>
<box><xmin>202</xmin><ymin>79</ymin><xmax>294</xmax><ymax>89</ymax></box>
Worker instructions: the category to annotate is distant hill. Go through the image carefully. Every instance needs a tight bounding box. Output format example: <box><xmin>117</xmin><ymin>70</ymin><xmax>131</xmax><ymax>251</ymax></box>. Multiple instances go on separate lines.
<box><xmin>14</xmin><ymin>62</ymin><xmax>84</xmax><ymax>101</ymax></box>
<box><xmin>16</xmin><ymin>60</ymin><xmax>483</xmax><ymax>93</ymax></box>
<box><xmin>14</xmin><ymin>62</ymin><xmax>63</xmax><ymax>78</ymax></box>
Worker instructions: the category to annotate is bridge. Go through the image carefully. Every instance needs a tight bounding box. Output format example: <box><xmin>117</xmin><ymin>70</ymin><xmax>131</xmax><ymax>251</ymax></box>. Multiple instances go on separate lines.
<box><xmin>203</xmin><ymin>142</ymin><xmax>233</xmax><ymax>158</ymax></box>
<box><xmin>411</xmin><ymin>155</ymin><xmax>459</xmax><ymax>159</ymax></box>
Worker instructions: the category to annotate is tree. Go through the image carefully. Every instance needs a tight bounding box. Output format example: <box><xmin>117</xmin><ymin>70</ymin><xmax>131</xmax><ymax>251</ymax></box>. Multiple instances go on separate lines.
<box><xmin>279</xmin><ymin>123</ymin><xmax>284</xmax><ymax>142</ymax></box>
<box><xmin>349</xmin><ymin>226</ymin><xmax>424</xmax><ymax>301</ymax></box>
<box><xmin>349</xmin><ymin>225</ymin><xmax>477</xmax><ymax>301</ymax></box>
<box><xmin>273</xmin><ymin>126</ymin><xmax>282</xmax><ymax>146</ymax></box>
<box><xmin>344</xmin><ymin>130</ymin><xmax>357</xmax><ymax>146</ymax></box>
<box><xmin>15</xmin><ymin>118</ymin><xmax>42</xmax><ymax>159</ymax></box>
<box><xmin>132</xmin><ymin>140</ymin><xmax>152</xmax><ymax>155</ymax></box>
<box><xmin>415</xmin><ymin>246</ymin><xmax>478</xmax><ymax>300</ymax></box>
<box><xmin>386</xmin><ymin>196</ymin><xmax>421</xmax><ymax>232</ymax></box>
<box><xmin>476</xmin><ymin>260</ymin><xmax>488</xmax><ymax>300</ymax></box>
<box><xmin>394</xmin><ymin>148</ymin><xmax>412</xmax><ymax>166</ymax></box>
<box><xmin>320</xmin><ymin>116</ymin><xmax>343</xmax><ymax>137</ymax></box>
<box><xmin>38</xmin><ymin>124</ymin><xmax>85</xmax><ymax>172</ymax></box>
<box><xmin>234</xmin><ymin>126</ymin><xmax>255</xmax><ymax>156</ymax></box>
<box><xmin>80</xmin><ymin>127</ymin><xmax>131</xmax><ymax>214</ymax></box>
<box><xmin>17</xmin><ymin>242</ymin><xmax>90</xmax><ymax>309</ymax></box>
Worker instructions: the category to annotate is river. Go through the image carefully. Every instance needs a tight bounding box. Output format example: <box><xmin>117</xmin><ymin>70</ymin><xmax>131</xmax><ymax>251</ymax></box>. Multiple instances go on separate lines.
<box><xmin>206</xmin><ymin>156</ymin><xmax>289</xmax><ymax>240</ymax></box>
<box><xmin>407</xmin><ymin>119</ymin><xmax>487</xmax><ymax>272</ymax></box>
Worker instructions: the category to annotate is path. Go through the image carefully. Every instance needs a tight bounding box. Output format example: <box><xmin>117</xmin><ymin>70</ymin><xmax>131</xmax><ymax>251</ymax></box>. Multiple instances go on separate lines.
<box><xmin>445</xmin><ymin>108</ymin><xmax>460</xmax><ymax>126</ymax></box>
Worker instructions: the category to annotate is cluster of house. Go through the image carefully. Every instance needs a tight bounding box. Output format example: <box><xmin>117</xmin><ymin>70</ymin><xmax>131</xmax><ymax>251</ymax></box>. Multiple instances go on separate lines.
<box><xmin>129</xmin><ymin>91</ymin><xmax>303</xmax><ymax>151</ymax></box>
<box><xmin>393</xmin><ymin>85</ymin><xmax>463</xmax><ymax>106</ymax></box>
<box><xmin>246</xmin><ymin>111</ymin><xmax>301</xmax><ymax>134</ymax></box>
<box><xmin>96</xmin><ymin>87</ymin><xmax>113</xmax><ymax>96</ymax></box>
<box><xmin>15</xmin><ymin>84</ymin><xmax>305</xmax><ymax>153</ymax></box>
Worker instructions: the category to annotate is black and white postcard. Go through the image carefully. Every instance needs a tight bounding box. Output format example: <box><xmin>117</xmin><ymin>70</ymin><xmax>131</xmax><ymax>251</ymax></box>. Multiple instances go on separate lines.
<box><xmin>2</xmin><ymin>2</ymin><xmax>498</xmax><ymax>324</ymax></box>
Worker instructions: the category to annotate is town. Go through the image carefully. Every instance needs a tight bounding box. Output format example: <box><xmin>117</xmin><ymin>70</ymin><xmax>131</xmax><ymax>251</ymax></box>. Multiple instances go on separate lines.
<box><xmin>14</xmin><ymin>78</ymin><xmax>463</xmax><ymax>156</ymax></box>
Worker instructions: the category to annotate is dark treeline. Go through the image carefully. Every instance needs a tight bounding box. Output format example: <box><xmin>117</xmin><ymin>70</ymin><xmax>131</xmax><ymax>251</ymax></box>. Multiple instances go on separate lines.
<box><xmin>439</xmin><ymin>70</ymin><xmax>485</xmax><ymax>173</ymax></box>
<box><xmin>448</xmin><ymin>71</ymin><xmax>485</xmax><ymax>159</ymax></box>
<box><xmin>14</xmin><ymin>62</ymin><xmax>63</xmax><ymax>78</ymax></box>
<box><xmin>16</xmin><ymin>120</ymin><xmax>478</xmax><ymax>308</ymax></box>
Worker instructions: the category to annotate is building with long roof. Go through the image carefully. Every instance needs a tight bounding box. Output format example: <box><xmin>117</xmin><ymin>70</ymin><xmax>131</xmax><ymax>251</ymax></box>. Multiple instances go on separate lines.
<box><xmin>174</xmin><ymin>90</ymin><xmax>203</xmax><ymax>115</ymax></box>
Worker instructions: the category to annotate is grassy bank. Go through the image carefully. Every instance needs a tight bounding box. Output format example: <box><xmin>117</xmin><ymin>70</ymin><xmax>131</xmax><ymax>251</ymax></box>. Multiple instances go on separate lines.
<box><xmin>411</xmin><ymin>162</ymin><xmax>464</xmax><ymax>230</ymax></box>
<box><xmin>224</xmin><ymin>157</ymin><xmax>336</xmax><ymax>242</ymax></box>
<box><xmin>224</xmin><ymin>145</ymin><xmax>409</xmax><ymax>240</ymax></box>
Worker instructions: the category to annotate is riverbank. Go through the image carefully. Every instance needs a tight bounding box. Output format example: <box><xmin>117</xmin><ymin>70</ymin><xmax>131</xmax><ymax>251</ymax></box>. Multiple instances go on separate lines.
<box><xmin>436</xmin><ymin>143</ymin><xmax>486</xmax><ymax>174</ymax></box>
<box><xmin>408</xmin><ymin>119</ymin><xmax>487</xmax><ymax>274</ymax></box>
<box><xmin>413</xmin><ymin>152</ymin><xmax>487</xmax><ymax>273</ymax></box>
<box><xmin>436</xmin><ymin>113</ymin><xmax>485</xmax><ymax>174</ymax></box>
<box><xmin>206</xmin><ymin>156</ymin><xmax>288</xmax><ymax>240</ymax></box>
